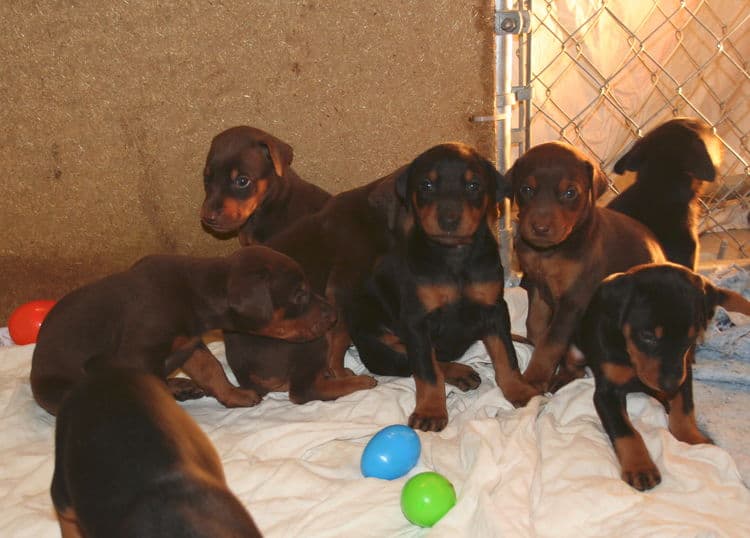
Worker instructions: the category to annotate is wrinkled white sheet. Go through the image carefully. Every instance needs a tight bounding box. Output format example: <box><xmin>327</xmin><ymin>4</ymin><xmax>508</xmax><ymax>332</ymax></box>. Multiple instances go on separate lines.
<box><xmin>1</xmin><ymin>289</ymin><xmax>749</xmax><ymax>537</ymax></box>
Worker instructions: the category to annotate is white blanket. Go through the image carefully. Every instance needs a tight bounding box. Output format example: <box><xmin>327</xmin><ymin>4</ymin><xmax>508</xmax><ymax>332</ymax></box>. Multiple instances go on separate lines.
<box><xmin>1</xmin><ymin>289</ymin><xmax>749</xmax><ymax>537</ymax></box>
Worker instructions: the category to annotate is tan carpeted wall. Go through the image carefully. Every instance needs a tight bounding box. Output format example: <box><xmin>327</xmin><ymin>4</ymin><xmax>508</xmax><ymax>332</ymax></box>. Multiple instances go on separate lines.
<box><xmin>0</xmin><ymin>1</ymin><xmax>496</xmax><ymax>321</ymax></box>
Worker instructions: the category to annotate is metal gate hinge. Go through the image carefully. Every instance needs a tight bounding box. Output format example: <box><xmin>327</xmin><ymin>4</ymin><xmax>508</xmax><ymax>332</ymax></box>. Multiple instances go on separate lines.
<box><xmin>513</xmin><ymin>85</ymin><xmax>532</xmax><ymax>101</ymax></box>
<box><xmin>495</xmin><ymin>10</ymin><xmax>531</xmax><ymax>35</ymax></box>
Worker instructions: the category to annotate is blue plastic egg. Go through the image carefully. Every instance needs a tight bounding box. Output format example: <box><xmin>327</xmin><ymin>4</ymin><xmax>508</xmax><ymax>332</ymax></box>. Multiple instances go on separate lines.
<box><xmin>360</xmin><ymin>424</ymin><xmax>421</xmax><ymax>480</ymax></box>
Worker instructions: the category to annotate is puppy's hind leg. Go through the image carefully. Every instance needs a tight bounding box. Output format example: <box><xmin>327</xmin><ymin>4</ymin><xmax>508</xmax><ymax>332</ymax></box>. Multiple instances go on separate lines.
<box><xmin>173</xmin><ymin>339</ymin><xmax>262</xmax><ymax>408</ymax></box>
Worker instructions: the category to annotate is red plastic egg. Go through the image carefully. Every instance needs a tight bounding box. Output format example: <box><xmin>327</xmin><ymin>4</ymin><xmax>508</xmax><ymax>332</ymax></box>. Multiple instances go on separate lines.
<box><xmin>8</xmin><ymin>300</ymin><xmax>56</xmax><ymax>345</ymax></box>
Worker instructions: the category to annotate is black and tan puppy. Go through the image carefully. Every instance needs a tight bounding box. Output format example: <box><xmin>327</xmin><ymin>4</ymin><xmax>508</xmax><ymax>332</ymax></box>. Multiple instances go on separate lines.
<box><xmin>30</xmin><ymin>245</ymin><xmax>334</xmax><ymax>415</ymax></box>
<box><xmin>577</xmin><ymin>263</ymin><xmax>750</xmax><ymax>491</ymax></box>
<box><xmin>509</xmin><ymin>142</ymin><xmax>666</xmax><ymax>392</ymax></box>
<box><xmin>52</xmin><ymin>369</ymin><xmax>262</xmax><ymax>538</ymax></box>
<box><xmin>348</xmin><ymin>143</ymin><xmax>539</xmax><ymax>432</ymax></box>
<box><xmin>201</xmin><ymin>126</ymin><xmax>331</xmax><ymax>245</ymax></box>
<box><xmin>609</xmin><ymin>117</ymin><xmax>721</xmax><ymax>269</ymax></box>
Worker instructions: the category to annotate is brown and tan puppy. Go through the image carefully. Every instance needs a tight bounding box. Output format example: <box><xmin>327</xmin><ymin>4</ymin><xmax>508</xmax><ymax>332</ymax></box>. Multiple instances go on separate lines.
<box><xmin>508</xmin><ymin>142</ymin><xmax>666</xmax><ymax>392</ymax></box>
<box><xmin>609</xmin><ymin>117</ymin><xmax>721</xmax><ymax>269</ymax></box>
<box><xmin>220</xmin><ymin>168</ymin><xmax>409</xmax><ymax>404</ymax></box>
<box><xmin>200</xmin><ymin>126</ymin><xmax>330</xmax><ymax>245</ymax></box>
<box><xmin>577</xmin><ymin>263</ymin><xmax>750</xmax><ymax>490</ymax></box>
<box><xmin>52</xmin><ymin>369</ymin><xmax>262</xmax><ymax>538</ymax></box>
<box><xmin>30</xmin><ymin>245</ymin><xmax>334</xmax><ymax>415</ymax></box>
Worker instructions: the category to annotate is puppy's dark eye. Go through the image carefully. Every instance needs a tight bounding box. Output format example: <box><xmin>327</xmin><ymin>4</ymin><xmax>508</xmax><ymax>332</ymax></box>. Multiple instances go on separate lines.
<box><xmin>465</xmin><ymin>181</ymin><xmax>480</xmax><ymax>192</ymax></box>
<box><xmin>519</xmin><ymin>184</ymin><xmax>535</xmax><ymax>198</ymax></box>
<box><xmin>561</xmin><ymin>188</ymin><xmax>578</xmax><ymax>200</ymax></box>
<box><xmin>293</xmin><ymin>286</ymin><xmax>310</xmax><ymax>306</ymax></box>
<box><xmin>233</xmin><ymin>175</ymin><xmax>252</xmax><ymax>188</ymax></box>
<box><xmin>638</xmin><ymin>329</ymin><xmax>658</xmax><ymax>346</ymax></box>
<box><xmin>419</xmin><ymin>179</ymin><xmax>434</xmax><ymax>193</ymax></box>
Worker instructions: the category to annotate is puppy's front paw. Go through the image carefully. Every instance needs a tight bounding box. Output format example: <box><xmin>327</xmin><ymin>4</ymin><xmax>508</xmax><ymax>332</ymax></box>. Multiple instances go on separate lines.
<box><xmin>408</xmin><ymin>411</ymin><xmax>449</xmax><ymax>432</ymax></box>
<box><xmin>621</xmin><ymin>462</ymin><xmax>661</xmax><ymax>491</ymax></box>
<box><xmin>522</xmin><ymin>362</ymin><xmax>553</xmax><ymax>393</ymax></box>
<box><xmin>441</xmin><ymin>363</ymin><xmax>481</xmax><ymax>392</ymax></box>
<box><xmin>671</xmin><ymin>424</ymin><xmax>712</xmax><ymax>446</ymax></box>
<box><xmin>167</xmin><ymin>377</ymin><xmax>206</xmax><ymax>401</ymax></box>
<box><xmin>218</xmin><ymin>388</ymin><xmax>262</xmax><ymax>408</ymax></box>
<box><xmin>500</xmin><ymin>377</ymin><xmax>542</xmax><ymax>407</ymax></box>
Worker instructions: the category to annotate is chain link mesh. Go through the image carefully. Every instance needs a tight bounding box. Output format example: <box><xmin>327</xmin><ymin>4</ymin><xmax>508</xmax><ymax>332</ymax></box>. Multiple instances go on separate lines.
<box><xmin>516</xmin><ymin>0</ymin><xmax>750</xmax><ymax>262</ymax></box>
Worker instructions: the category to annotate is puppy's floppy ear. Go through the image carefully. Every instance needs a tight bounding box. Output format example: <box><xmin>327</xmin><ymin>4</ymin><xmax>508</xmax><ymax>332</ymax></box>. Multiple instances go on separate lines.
<box><xmin>686</xmin><ymin>133</ymin><xmax>718</xmax><ymax>182</ymax></box>
<box><xmin>395</xmin><ymin>162</ymin><xmax>411</xmax><ymax>202</ymax></box>
<box><xmin>585</xmin><ymin>160</ymin><xmax>610</xmax><ymax>200</ymax></box>
<box><xmin>613</xmin><ymin>138</ymin><xmax>643</xmax><ymax>175</ymax></box>
<box><xmin>226</xmin><ymin>267</ymin><xmax>274</xmax><ymax>327</ymax></box>
<box><xmin>257</xmin><ymin>132</ymin><xmax>294</xmax><ymax>178</ymax></box>
<box><xmin>596</xmin><ymin>271</ymin><xmax>635</xmax><ymax>328</ymax></box>
<box><xmin>481</xmin><ymin>157</ymin><xmax>511</xmax><ymax>202</ymax></box>
<box><xmin>368</xmin><ymin>164</ymin><xmax>410</xmax><ymax>232</ymax></box>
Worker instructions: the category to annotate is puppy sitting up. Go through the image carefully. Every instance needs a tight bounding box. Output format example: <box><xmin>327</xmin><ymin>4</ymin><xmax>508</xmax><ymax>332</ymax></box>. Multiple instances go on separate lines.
<box><xmin>348</xmin><ymin>143</ymin><xmax>539</xmax><ymax>432</ymax></box>
<box><xmin>609</xmin><ymin>117</ymin><xmax>721</xmax><ymax>269</ymax></box>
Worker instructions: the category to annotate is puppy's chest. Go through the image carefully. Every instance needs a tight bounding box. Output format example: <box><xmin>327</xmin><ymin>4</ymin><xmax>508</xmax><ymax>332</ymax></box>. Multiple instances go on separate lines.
<box><xmin>415</xmin><ymin>275</ymin><xmax>502</xmax><ymax>313</ymax></box>
<box><xmin>518</xmin><ymin>248</ymin><xmax>581</xmax><ymax>298</ymax></box>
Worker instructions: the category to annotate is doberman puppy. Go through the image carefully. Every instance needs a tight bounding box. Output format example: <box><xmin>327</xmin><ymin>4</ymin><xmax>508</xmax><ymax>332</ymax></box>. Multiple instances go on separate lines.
<box><xmin>347</xmin><ymin>143</ymin><xmax>539</xmax><ymax>432</ymax></box>
<box><xmin>576</xmin><ymin>263</ymin><xmax>750</xmax><ymax>491</ymax></box>
<box><xmin>52</xmin><ymin>369</ymin><xmax>262</xmax><ymax>538</ymax></box>
<box><xmin>30</xmin><ymin>245</ymin><xmax>334</xmax><ymax>415</ymax></box>
<box><xmin>609</xmin><ymin>117</ymin><xmax>721</xmax><ymax>269</ymax></box>
<box><xmin>508</xmin><ymin>142</ymin><xmax>666</xmax><ymax>392</ymax></box>
<box><xmin>220</xmin><ymin>168</ymin><xmax>408</xmax><ymax>404</ymax></box>
<box><xmin>200</xmin><ymin>126</ymin><xmax>330</xmax><ymax>245</ymax></box>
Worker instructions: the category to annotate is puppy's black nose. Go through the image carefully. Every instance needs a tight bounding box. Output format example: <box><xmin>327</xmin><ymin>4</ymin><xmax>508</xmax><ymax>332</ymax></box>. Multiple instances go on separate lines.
<box><xmin>201</xmin><ymin>209</ymin><xmax>219</xmax><ymax>225</ymax></box>
<box><xmin>532</xmin><ymin>222</ymin><xmax>550</xmax><ymax>235</ymax></box>
<box><xmin>438</xmin><ymin>210</ymin><xmax>461</xmax><ymax>232</ymax></box>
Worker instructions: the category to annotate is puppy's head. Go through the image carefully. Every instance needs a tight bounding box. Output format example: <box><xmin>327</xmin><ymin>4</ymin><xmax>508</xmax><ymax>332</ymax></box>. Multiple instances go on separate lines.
<box><xmin>614</xmin><ymin>117</ymin><xmax>721</xmax><ymax>185</ymax></box>
<box><xmin>508</xmin><ymin>142</ymin><xmax>607</xmax><ymax>248</ymax></box>
<box><xmin>395</xmin><ymin>143</ymin><xmax>508</xmax><ymax>246</ymax></box>
<box><xmin>226</xmin><ymin>246</ymin><xmax>335</xmax><ymax>342</ymax></box>
<box><xmin>201</xmin><ymin>126</ymin><xmax>294</xmax><ymax>237</ymax></box>
<box><xmin>600</xmin><ymin>263</ymin><xmax>722</xmax><ymax>395</ymax></box>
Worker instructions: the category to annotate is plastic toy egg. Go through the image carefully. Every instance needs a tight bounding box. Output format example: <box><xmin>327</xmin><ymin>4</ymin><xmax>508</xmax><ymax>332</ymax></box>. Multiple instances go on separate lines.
<box><xmin>7</xmin><ymin>300</ymin><xmax>56</xmax><ymax>345</ymax></box>
<box><xmin>400</xmin><ymin>471</ymin><xmax>457</xmax><ymax>527</ymax></box>
<box><xmin>360</xmin><ymin>424</ymin><xmax>421</xmax><ymax>480</ymax></box>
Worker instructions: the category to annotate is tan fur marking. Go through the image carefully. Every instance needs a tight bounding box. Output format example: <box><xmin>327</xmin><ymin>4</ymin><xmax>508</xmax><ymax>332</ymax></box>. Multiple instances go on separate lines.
<box><xmin>57</xmin><ymin>507</ymin><xmax>84</xmax><ymax>538</ymax></box>
<box><xmin>601</xmin><ymin>362</ymin><xmax>636</xmax><ymax>385</ymax></box>
<box><xmin>378</xmin><ymin>331</ymin><xmax>407</xmax><ymax>354</ymax></box>
<box><xmin>427</xmin><ymin>169</ymin><xmax>438</xmax><ymax>181</ymax></box>
<box><xmin>654</xmin><ymin>326</ymin><xmax>664</xmax><ymax>338</ymax></box>
<box><xmin>411</xmin><ymin>352</ymin><xmax>448</xmax><ymax>428</ymax></box>
<box><xmin>668</xmin><ymin>390</ymin><xmax>711</xmax><ymax>445</ymax></box>
<box><xmin>417</xmin><ymin>283</ymin><xmax>459</xmax><ymax>312</ymax></box>
<box><xmin>464</xmin><ymin>169</ymin><xmax>474</xmax><ymax>181</ymax></box>
<box><xmin>613</xmin><ymin>434</ymin><xmax>656</xmax><ymax>477</ymax></box>
<box><xmin>464</xmin><ymin>281</ymin><xmax>502</xmax><ymax>305</ymax></box>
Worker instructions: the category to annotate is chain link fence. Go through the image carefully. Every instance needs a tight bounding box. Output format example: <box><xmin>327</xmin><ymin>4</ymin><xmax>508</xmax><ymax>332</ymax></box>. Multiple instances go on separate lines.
<box><xmin>499</xmin><ymin>0</ymin><xmax>750</xmax><ymax>265</ymax></box>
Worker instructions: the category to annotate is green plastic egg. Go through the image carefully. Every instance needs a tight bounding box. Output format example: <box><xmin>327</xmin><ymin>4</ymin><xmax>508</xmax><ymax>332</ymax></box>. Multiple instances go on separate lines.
<box><xmin>400</xmin><ymin>471</ymin><xmax>456</xmax><ymax>527</ymax></box>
